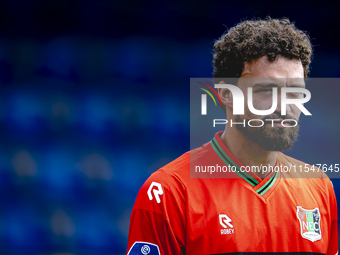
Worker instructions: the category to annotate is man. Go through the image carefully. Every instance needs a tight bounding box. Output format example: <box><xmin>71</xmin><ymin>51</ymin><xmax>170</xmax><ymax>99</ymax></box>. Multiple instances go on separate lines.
<box><xmin>126</xmin><ymin>17</ymin><xmax>338</xmax><ymax>255</ymax></box>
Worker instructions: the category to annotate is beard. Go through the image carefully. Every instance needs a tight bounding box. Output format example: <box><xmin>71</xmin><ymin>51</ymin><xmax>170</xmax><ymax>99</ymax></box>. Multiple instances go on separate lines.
<box><xmin>235</xmin><ymin>112</ymin><xmax>300</xmax><ymax>151</ymax></box>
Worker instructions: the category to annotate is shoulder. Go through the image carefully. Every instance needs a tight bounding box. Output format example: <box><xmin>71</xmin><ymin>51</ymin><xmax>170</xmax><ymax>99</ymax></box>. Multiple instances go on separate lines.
<box><xmin>279</xmin><ymin>153</ymin><xmax>335</xmax><ymax>199</ymax></box>
<box><xmin>150</xmin><ymin>141</ymin><xmax>211</xmax><ymax>187</ymax></box>
<box><xmin>133</xmin><ymin>142</ymin><xmax>211</xmax><ymax>211</ymax></box>
<box><xmin>280</xmin><ymin>153</ymin><xmax>328</xmax><ymax>179</ymax></box>
<box><xmin>128</xmin><ymin>152</ymin><xmax>194</xmax><ymax>253</ymax></box>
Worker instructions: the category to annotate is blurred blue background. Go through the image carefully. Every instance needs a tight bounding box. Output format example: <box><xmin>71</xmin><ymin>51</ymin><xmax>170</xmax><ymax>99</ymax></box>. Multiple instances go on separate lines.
<box><xmin>0</xmin><ymin>0</ymin><xmax>339</xmax><ymax>254</ymax></box>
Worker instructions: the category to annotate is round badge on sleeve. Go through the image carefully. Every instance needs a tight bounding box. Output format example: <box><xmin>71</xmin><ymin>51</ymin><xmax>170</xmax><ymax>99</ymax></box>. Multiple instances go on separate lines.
<box><xmin>127</xmin><ymin>242</ymin><xmax>160</xmax><ymax>255</ymax></box>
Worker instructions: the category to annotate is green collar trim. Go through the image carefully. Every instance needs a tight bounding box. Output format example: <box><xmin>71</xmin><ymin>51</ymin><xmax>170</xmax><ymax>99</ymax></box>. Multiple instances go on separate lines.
<box><xmin>210</xmin><ymin>136</ymin><xmax>278</xmax><ymax>196</ymax></box>
<box><xmin>256</xmin><ymin>171</ymin><xmax>278</xmax><ymax>195</ymax></box>
<box><xmin>210</xmin><ymin>137</ymin><xmax>259</xmax><ymax>187</ymax></box>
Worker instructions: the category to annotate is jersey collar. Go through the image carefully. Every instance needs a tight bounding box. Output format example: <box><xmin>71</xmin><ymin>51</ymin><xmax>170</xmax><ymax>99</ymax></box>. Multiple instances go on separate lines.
<box><xmin>210</xmin><ymin>132</ymin><xmax>279</xmax><ymax>196</ymax></box>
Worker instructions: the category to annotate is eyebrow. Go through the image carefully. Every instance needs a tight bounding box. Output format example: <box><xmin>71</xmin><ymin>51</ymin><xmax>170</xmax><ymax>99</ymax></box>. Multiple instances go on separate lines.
<box><xmin>253</xmin><ymin>83</ymin><xmax>305</xmax><ymax>88</ymax></box>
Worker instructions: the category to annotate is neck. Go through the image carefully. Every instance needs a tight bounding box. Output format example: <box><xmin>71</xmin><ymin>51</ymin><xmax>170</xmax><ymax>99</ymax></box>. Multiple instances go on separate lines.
<box><xmin>220</xmin><ymin>126</ymin><xmax>278</xmax><ymax>179</ymax></box>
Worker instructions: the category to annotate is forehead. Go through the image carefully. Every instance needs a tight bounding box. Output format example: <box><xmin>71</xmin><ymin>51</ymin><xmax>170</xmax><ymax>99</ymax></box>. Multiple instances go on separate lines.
<box><xmin>240</xmin><ymin>55</ymin><xmax>304</xmax><ymax>79</ymax></box>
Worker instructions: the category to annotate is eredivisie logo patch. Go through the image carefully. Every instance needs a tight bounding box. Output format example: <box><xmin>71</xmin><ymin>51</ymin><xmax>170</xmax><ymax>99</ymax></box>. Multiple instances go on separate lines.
<box><xmin>296</xmin><ymin>206</ymin><xmax>322</xmax><ymax>242</ymax></box>
<box><xmin>127</xmin><ymin>242</ymin><xmax>160</xmax><ymax>255</ymax></box>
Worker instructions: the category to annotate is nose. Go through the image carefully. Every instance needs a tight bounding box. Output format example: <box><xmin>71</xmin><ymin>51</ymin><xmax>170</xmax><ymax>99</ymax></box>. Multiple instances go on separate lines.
<box><xmin>276</xmin><ymin>90</ymin><xmax>292</xmax><ymax>116</ymax></box>
<box><xmin>275</xmin><ymin>90</ymin><xmax>281</xmax><ymax>114</ymax></box>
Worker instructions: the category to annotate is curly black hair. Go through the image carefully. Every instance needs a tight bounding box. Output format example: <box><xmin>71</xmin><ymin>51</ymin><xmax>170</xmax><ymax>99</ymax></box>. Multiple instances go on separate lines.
<box><xmin>213</xmin><ymin>17</ymin><xmax>313</xmax><ymax>80</ymax></box>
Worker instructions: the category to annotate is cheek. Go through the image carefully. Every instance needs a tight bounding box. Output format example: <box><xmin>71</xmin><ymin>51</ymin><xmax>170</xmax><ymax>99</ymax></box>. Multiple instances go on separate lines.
<box><xmin>247</xmin><ymin>96</ymin><xmax>272</xmax><ymax>110</ymax></box>
<box><xmin>245</xmin><ymin>95</ymin><xmax>279</xmax><ymax>118</ymax></box>
<box><xmin>290</xmin><ymin>105</ymin><xmax>302</xmax><ymax>118</ymax></box>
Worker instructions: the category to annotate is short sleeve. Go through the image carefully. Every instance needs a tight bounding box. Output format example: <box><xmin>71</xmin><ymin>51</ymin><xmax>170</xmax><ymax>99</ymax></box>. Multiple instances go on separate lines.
<box><xmin>126</xmin><ymin>170</ymin><xmax>187</xmax><ymax>255</ymax></box>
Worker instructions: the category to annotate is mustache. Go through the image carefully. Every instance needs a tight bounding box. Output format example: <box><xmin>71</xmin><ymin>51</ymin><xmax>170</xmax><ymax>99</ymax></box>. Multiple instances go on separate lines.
<box><xmin>262</xmin><ymin>112</ymin><xmax>298</xmax><ymax>122</ymax></box>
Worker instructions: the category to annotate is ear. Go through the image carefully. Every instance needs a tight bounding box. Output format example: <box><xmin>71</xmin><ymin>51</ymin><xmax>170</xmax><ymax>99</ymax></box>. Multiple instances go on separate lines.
<box><xmin>218</xmin><ymin>80</ymin><xmax>233</xmax><ymax>110</ymax></box>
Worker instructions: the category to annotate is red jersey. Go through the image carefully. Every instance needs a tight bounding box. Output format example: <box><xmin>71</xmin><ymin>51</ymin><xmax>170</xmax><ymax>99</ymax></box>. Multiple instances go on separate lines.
<box><xmin>127</xmin><ymin>132</ymin><xmax>338</xmax><ymax>255</ymax></box>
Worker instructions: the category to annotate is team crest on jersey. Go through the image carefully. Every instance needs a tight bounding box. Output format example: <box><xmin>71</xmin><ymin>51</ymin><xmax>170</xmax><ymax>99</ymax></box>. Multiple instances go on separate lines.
<box><xmin>127</xmin><ymin>242</ymin><xmax>160</xmax><ymax>255</ymax></box>
<box><xmin>297</xmin><ymin>206</ymin><xmax>322</xmax><ymax>242</ymax></box>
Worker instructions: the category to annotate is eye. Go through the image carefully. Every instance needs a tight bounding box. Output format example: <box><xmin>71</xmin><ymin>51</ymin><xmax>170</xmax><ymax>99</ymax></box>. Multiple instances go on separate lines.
<box><xmin>256</xmin><ymin>89</ymin><xmax>273</xmax><ymax>93</ymax></box>
<box><xmin>288</xmin><ymin>92</ymin><xmax>303</xmax><ymax>98</ymax></box>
